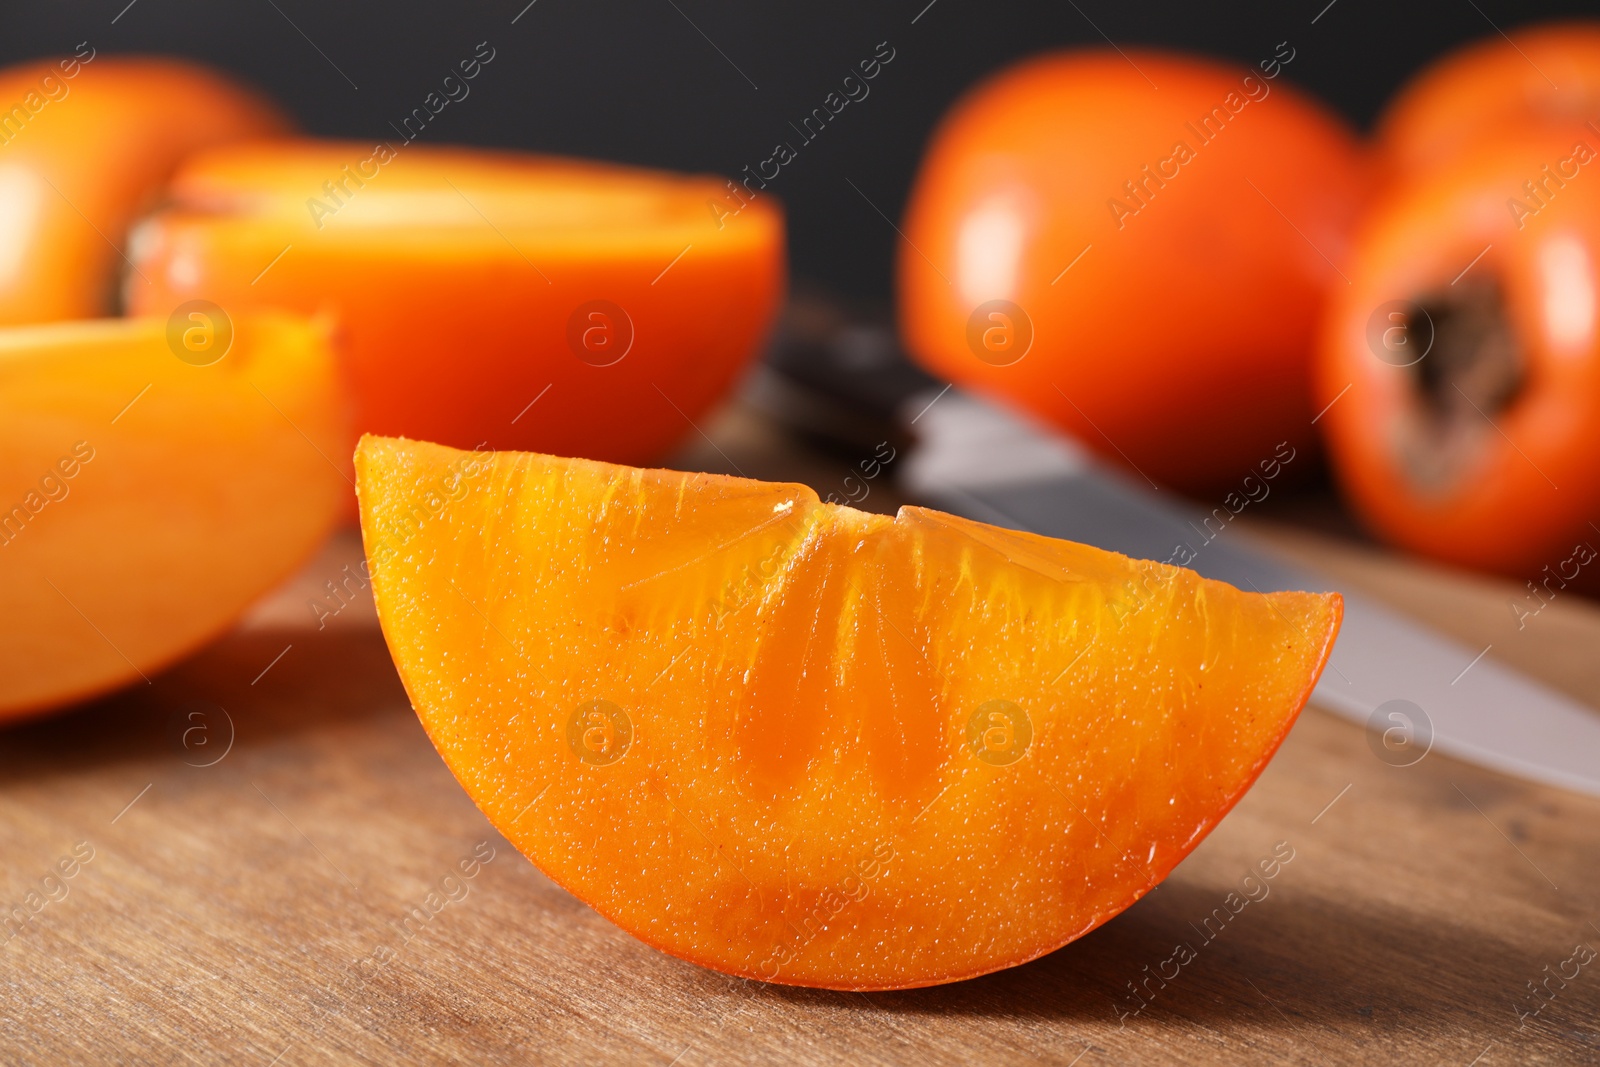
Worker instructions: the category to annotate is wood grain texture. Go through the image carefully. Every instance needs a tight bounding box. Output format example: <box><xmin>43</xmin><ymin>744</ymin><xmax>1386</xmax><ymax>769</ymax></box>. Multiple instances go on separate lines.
<box><xmin>2</xmin><ymin>404</ymin><xmax>1598</xmax><ymax>1066</ymax></box>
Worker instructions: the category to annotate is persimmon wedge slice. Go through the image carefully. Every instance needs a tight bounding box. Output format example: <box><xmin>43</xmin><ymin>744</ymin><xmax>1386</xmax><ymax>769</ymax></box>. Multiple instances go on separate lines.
<box><xmin>0</xmin><ymin>314</ymin><xmax>345</xmax><ymax>721</ymax></box>
<box><xmin>357</xmin><ymin>435</ymin><xmax>1341</xmax><ymax>990</ymax></box>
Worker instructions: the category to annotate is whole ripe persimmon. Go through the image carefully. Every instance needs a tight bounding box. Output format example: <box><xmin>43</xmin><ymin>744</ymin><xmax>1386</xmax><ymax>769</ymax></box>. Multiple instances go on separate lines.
<box><xmin>356</xmin><ymin>435</ymin><xmax>1340</xmax><ymax>989</ymax></box>
<box><xmin>898</xmin><ymin>49</ymin><xmax>1368</xmax><ymax>494</ymax></box>
<box><xmin>1315</xmin><ymin>120</ymin><xmax>1600</xmax><ymax>577</ymax></box>
<box><xmin>0</xmin><ymin>54</ymin><xmax>289</xmax><ymax>323</ymax></box>
<box><xmin>1377</xmin><ymin>21</ymin><xmax>1600</xmax><ymax>178</ymax></box>
<box><xmin>126</xmin><ymin>142</ymin><xmax>785</xmax><ymax>468</ymax></box>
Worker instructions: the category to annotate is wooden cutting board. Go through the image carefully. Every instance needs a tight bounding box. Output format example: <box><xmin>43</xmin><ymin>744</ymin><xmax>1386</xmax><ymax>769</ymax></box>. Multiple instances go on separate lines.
<box><xmin>4</xmin><ymin>404</ymin><xmax>1598</xmax><ymax>1066</ymax></box>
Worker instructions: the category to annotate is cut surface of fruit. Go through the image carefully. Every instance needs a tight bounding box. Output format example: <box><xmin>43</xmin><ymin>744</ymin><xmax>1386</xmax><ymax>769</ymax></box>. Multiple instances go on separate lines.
<box><xmin>0</xmin><ymin>315</ymin><xmax>345</xmax><ymax>720</ymax></box>
<box><xmin>128</xmin><ymin>142</ymin><xmax>785</xmax><ymax>466</ymax></box>
<box><xmin>357</xmin><ymin>435</ymin><xmax>1341</xmax><ymax>990</ymax></box>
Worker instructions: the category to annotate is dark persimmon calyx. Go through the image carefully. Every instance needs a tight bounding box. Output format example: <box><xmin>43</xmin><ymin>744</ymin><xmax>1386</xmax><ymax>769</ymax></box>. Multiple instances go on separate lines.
<box><xmin>357</xmin><ymin>434</ymin><xmax>1341</xmax><ymax>990</ymax></box>
<box><xmin>1393</xmin><ymin>278</ymin><xmax>1525</xmax><ymax>492</ymax></box>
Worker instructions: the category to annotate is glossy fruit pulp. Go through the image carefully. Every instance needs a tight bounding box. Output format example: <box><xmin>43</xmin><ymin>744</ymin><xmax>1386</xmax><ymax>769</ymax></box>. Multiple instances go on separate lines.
<box><xmin>358</xmin><ymin>436</ymin><xmax>1340</xmax><ymax>989</ymax></box>
<box><xmin>0</xmin><ymin>315</ymin><xmax>345</xmax><ymax>719</ymax></box>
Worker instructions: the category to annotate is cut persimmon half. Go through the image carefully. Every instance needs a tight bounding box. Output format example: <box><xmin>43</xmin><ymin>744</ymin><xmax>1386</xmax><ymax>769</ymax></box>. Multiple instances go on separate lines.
<box><xmin>127</xmin><ymin>142</ymin><xmax>785</xmax><ymax>466</ymax></box>
<box><xmin>0</xmin><ymin>314</ymin><xmax>346</xmax><ymax>720</ymax></box>
<box><xmin>357</xmin><ymin>435</ymin><xmax>1341</xmax><ymax>990</ymax></box>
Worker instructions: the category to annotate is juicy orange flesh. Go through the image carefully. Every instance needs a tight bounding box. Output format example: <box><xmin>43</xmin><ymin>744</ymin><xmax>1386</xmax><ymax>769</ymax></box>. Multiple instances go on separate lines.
<box><xmin>137</xmin><ymin>141</ymin><xmax>780</xmax><ymax>297</ymax></box>
<box><xmin>358</xmin><ymin>436</ymin><xmax>1340</xmax><ymax>990</ymax></box>
<box><xmin>152</xmin><ymin>141</ymin><xmax>765</xmax><ymax>247</ymax></box>
<box><xmin>0</xmin><ymin>315</ymin><xmax>345</xmax><ymax>719</ymax></box>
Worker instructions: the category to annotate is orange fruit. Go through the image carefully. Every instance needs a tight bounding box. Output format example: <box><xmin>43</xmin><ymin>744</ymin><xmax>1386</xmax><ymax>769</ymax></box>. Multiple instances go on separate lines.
<box><xmin>127</xmin><ymin>142</ymin><xmax>785</xmax><ymax>466</ymax></box>
<box><xmin>0</xmin><ymin>54</ymin><xmax>289</xmax><ymax>324</ymax></box>
<box><xmin>1376</xmin><ymin>20</ymin><xmax>1600</xmax><ymax>178</ymax></box>
<box><xmin>356</xmin><ymin>435</ymin><xmax>1341</xmax><ymax>990</ymax></box>
<box><xmin>1315</xmin><ymin>119</ymin><xmax>1600</xmax><ymax>576</ymax></box>
<box><xmin>898</xmin><ymin>49</ymin><xmax>1367</xmax><ymax>494</ymax></box>
<box><xmin>0</xmin><ymin>314</ymin><xmax>345</xmax><ymax>720</ymax></box>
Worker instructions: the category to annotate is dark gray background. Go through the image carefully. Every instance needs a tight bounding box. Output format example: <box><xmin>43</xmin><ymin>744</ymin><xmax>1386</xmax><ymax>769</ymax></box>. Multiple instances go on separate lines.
<box><xmin>5</xmin><ymin>0</ymin><xmax>1593</xmax><ymax>297</ymax></box>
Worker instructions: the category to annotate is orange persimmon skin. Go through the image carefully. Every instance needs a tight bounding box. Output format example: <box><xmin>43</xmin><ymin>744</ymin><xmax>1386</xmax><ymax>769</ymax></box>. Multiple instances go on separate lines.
<box><xmin>357</xmin><ymin>435</ymin><xmax>1342</xmax><ymax>990</ymax></box>
<box><xmin>1377</xmin><ymin>21</ymin><xmax>1600</xmax><ymax>179</ymax></box>
<box><xmin>127</xmin><ymin>142</ymin><xmax>785</xmax><ymax>467</ymax></box>
<box><xmin>899</xmin><ymin>50</ymin><xmax>1368</xmax><ymax>493</ymax></box>
<box><xmin>1315</xmin><ymin>122</ymin><xmax>1600</xmax><ymax>576</ymax></box>
<box><xmin>0</xmin><ymin>55</ymin><xmax>289</xmax><ymax>323</ymax></box>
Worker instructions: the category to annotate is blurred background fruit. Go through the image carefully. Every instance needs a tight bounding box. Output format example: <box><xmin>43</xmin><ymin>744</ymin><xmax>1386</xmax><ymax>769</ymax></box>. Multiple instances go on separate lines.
<box><xmin>897</xmin><ymin>49</ymin><xmax>1368</xmax><ymax>494</ymax></box>
<box><xmin>0</xmin><ymin>55</ymin><xmax>288</xmax><ymax>324</ymax></box>
<box><xmin>1316</xmin><ymin>120</ymin><xmax>1600</xmax><ymax>577</ymax></box>
<box><xmin>126</xmin><ymin>142</ymin><xmax>786</xmax><ymax>465</ymax></box>
<box><xmin>0</xmin><ymin>313</ymin><xmax>346</xmax><ymax>721</ymax></box>
<box><xmin>1317</xmin><ymin>23</ymin><xmax>1600</xmax><ymax>577</ymax></box>
<box><xmin>1376</xmin><ymin>20</ymin><xmax>1600</xmax><ymax>179</ymax></box>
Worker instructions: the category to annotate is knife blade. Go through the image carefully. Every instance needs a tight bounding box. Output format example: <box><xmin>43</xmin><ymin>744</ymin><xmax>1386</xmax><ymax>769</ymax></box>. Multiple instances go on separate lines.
<box><xmin>901</xmin><ymin>388</ymin><xmax>1600</xmax><ymax>798</ymax></box>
